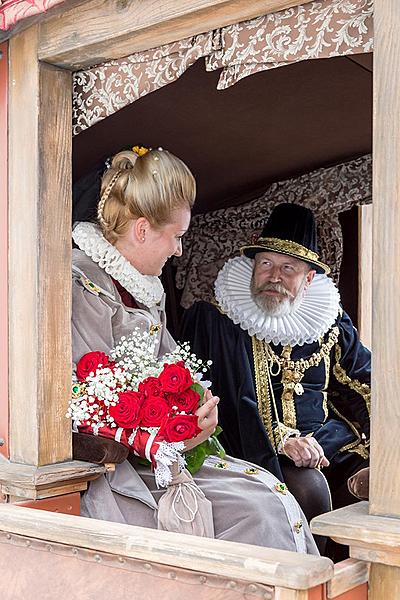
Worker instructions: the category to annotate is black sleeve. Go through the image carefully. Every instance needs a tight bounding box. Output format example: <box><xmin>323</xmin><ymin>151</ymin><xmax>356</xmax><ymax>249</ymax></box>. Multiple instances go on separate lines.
<box><xmin>329</xmin><ymin>310</ymin><xmax>371</xmax><ymax>441</ymax></box>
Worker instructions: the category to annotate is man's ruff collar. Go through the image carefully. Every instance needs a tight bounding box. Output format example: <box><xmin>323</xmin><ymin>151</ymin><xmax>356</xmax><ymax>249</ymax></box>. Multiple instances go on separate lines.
<box><xmin>215</xmin><ymin>256</ymin><xmax>340</xmax><ymax>346</ymax></box>
<box><xmin>72</xmin><ymin>222</ymin><xmax>164</xmax><ymax>308</ymax></box>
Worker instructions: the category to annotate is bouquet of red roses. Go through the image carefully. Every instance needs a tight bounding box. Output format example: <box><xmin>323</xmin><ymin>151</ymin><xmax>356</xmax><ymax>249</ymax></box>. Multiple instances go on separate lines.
<box><xmin>68</xmin><ymin>329</ymin><xmax>224</xmax><ymax>487</ymax></box>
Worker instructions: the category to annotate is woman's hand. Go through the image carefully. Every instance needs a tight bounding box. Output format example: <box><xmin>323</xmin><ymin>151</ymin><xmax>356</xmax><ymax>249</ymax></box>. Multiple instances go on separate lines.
<box><xmin>183</xmin><ymin>389</ymin><xmax>219</xmax><ymax>451</ymax></box>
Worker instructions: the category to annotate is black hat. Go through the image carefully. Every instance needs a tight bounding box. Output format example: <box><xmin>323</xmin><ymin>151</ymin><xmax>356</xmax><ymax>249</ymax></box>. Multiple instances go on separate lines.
<box><xmin>240</xmin><ymin>203</ymin><xmax>330</xmax><ymax>275</ymax></box>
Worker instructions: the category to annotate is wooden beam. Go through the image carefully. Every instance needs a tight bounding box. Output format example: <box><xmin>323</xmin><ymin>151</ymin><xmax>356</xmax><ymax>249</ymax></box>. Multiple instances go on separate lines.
<box><xmin>38</xmin><ymin>0</ymin><xmax>309</xmax><ymax>70</ymax></box>
<box><xmin>0</xmin><ymin>42</ymin><xmax>9</xmax><ymax>459</ymax></box>
<box><xmin>357</xmin><ymin>205</ymin><xmax>372</xmax><ymax>348</ymax></box>
<box><xmin>311</xmin><ymin>503</ymin><xmax>400</xmax><ymax>565</ymax></box>
<box><xmin>370</xmin><ymin>0</ymin><xmax>400</xmax><ymax>518</ymax></box>
<box><xmin>326</xmin><ymin>559</ymin><xmax>369</xmax><ymax>598</ymax></box>
<box><xmin>0</xmin><ymin>461</ymin><xmax>104</xmax><ymax>500</ymax></box>
<box><xmin>8</xmin><ymin>26</ymin><xmax>72</xmax><ymax>466</ymax></box>
<box><xmin>0</xmin><ymin>504</ymin><xmax>333</xmax><ymax>589</ymax></box>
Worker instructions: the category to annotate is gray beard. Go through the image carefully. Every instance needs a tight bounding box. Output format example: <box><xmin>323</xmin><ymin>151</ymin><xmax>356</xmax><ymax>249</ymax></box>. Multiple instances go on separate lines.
<box><xmin>251</xmin><ymin>278</ymin><xmax>307</xmax><ymax>317</ymax></box>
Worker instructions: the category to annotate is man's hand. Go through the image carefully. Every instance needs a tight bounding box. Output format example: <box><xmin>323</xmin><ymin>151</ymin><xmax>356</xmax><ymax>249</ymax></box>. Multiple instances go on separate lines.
<box><xmin>183</xmin><ymin>389</ymin><xmax>219</xmax><ymax>451</ymax></box>
<box><xmin>283</xmin><ymin>436</ymin><xmax>330</xmax><ymax>468</ymax></box>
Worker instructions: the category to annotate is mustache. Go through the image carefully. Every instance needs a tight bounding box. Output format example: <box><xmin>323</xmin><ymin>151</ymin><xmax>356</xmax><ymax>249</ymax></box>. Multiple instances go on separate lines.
<box><xmin>253</xmin><ymin>282</ymin><xmax>294</xmax><ymax>299</ymax></box>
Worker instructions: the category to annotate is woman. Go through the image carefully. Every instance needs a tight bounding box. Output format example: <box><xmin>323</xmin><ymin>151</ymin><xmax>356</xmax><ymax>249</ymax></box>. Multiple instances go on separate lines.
<box><xmin>72</xmin><ymin>147</ymin><xmax>318</xmax><ymax>553</ymax></box>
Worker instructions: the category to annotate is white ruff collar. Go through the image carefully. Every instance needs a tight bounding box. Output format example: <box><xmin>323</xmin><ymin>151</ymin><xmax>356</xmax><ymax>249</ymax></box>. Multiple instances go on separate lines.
<box><xmin>215</xmin><ymin>256</ymin><xmax>340</xmax><ymax>346</ymax></box>
<box><xmin>72</xmin><ymin>222</ymin><xmax>164</xmax><ymax>308</ymax></box>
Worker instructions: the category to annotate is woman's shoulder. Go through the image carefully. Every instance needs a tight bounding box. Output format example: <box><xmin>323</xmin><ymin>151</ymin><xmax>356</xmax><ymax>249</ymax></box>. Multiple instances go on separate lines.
<box><xmin>72</xmin><ymin>248</ymin><xmax>116</xmax><ymax>297</ymax></box>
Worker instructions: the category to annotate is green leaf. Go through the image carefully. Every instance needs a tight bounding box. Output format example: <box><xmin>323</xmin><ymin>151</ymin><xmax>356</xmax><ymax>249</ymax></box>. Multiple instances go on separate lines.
<box><xmin>185</xmin><ymin>445</ymin><xmax>207</xmax><ymax>475</ymax></box>
<box><xmin>214</xmin><ymin>425</ymin><xmax>223</xmax><ymax>437</ymax></box>
<box><xmin>184</xmin><ymin>433</ymin><xmax>226</xmax><ymax>475</ymax></box>
<box><xmin>206</xmin><ymin>434</ymin><xmax>226</xmax><ymax>459</ymax></box>
<box><xmin>191</xmin><ymin>382</ymin><xmax>205</xmax><ymax>404</ymax></box>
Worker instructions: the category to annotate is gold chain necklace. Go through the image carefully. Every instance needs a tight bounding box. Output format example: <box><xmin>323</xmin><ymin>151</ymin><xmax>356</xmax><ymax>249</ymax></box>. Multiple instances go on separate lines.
<box><xmin>265</xmin><ymin>327</ymin><xmax>339</xmax><ymax>429</ymax></box>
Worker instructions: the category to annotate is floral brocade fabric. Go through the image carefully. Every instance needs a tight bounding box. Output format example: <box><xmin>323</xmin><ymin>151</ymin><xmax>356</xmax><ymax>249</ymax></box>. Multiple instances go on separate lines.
<box><xmin>174</xmin><ymin>154</ymin><xmax>372</xmax><ymax>309</ymax></box>
<box><xmin>72</xmin><ymin>0</ymin><xmax>373</xmax><ymax>134</ymax></box>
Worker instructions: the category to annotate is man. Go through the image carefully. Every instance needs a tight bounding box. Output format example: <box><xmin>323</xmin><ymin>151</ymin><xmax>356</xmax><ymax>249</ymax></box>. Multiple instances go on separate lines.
<box><xmin>181</xmin><ymin>204</ymin><xmax>370</xmax><ymax>539</ymax></box>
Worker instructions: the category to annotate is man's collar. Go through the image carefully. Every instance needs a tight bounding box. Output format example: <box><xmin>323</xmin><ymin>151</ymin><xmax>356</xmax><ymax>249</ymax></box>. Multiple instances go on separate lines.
<box><xmin>214</xmin><ymin>256</ymin><xmax>340</xmax><ymax>346</ymax></box>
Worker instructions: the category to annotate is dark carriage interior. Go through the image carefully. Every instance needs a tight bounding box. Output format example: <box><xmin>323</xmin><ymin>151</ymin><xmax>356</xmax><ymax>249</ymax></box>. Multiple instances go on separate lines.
<box><xmin>73</xmin><ymin>53</ymin><xmax>372</xmax><ymax>333</ymax></box>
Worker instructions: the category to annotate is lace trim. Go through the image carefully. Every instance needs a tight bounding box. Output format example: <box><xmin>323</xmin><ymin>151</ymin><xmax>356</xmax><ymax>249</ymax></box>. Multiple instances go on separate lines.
<box><xmin>154</xmin><ymin>441</ymin><xmax>186</xmax><ymax>488</ymax></box>
<box><xmin>215</xmin><ymin>256</ymin><xmax>340</xmax><ymax>346</ymax></box>
<box><xmin>72</xmin><ymin>222</ymin><xmax>164</xmax><ymax>308</ymax></box>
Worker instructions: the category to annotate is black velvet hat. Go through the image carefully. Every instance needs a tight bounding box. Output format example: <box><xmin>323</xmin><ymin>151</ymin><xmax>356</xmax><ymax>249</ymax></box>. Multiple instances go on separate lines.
<box><xmin>241</xmin><ymin>203</ymin><xmax>330</xmax><ymax>275</ymax></box>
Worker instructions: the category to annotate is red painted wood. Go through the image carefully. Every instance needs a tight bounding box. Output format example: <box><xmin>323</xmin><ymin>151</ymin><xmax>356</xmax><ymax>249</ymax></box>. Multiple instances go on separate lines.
<box><xmin>0</xmin><ymin>41</ymin><xmax>9</xmax><ymax>459</ymax></box>
<box><xmin>308</xmin><ymin>584</ymin><xmax>326</xmax><ymax>599</ymax></box>
<box><xmin>17</xmin><ymin>492</ymin><xmax>81</xmax><ymax>516</ymax></box>
<box><xmin>334</xmin><ymin>583</ymin><xmax>368</xmax><ymax>600</ymax></box>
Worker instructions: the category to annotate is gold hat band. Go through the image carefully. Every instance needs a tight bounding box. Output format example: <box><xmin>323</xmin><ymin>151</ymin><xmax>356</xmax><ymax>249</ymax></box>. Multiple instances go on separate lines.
<box><xmin>256</xmin><ymin>237</ymin><xmax>320</xmax><ymax>262</ymax></box>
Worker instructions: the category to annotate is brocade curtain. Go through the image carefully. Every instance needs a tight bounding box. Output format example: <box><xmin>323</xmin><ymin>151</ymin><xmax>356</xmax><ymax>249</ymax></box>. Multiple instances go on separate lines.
<box><xmin>73</xmin><ymin>0</ymin><xmax>373</xmax><ymax>135</ymax></box>
<box><xmin>174</xmin><ymin>154</ymin><xmax>372</xmax><ymax>308</ymax></box>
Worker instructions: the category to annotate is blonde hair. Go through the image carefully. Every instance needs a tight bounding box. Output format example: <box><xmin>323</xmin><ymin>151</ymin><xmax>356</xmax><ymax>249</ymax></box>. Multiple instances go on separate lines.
<box><xmin>98</xmin><ymin>149</ymin><xmax>196</xmax><ymax>244</ymax></box>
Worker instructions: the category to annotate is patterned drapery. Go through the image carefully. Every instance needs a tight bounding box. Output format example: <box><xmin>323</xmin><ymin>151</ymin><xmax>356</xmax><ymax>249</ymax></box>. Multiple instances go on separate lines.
<box><xmin>174</xmin><ymin>154</ymin><xmax>372</xmax><ymax>308</ymax></box>
<box><xmin>205</xmin><ymin>0</ymin><xmax>373</xmax><ymax>89</ymax></box>
<box><xmin>0</xmin><ymin>0</ymin><xmax>64</xmax><ymax>30</ymax></box>
<box><xmin>72</xmin><ymin>0</ymin><xmax>373</xmax><ymax>135</ymax></box>
<box><xmin>73</xmin><ymin>31</ymin><xmax>222</xmax><ymax>135</ymax></box>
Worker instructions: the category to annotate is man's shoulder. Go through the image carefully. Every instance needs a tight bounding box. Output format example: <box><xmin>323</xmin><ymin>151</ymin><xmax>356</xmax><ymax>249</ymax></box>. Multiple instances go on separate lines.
<box><xmin>184</xmin><ymin>299</ymin><xmax>241</xmax><ymax>331</ymax></box>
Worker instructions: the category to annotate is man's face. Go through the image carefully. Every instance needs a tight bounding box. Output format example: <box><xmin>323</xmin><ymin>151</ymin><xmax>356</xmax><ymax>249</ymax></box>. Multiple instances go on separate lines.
<box><xmin>250</xmin><ymin>251</ymin><xmax>316</xmax><ymax>316</ymax></box>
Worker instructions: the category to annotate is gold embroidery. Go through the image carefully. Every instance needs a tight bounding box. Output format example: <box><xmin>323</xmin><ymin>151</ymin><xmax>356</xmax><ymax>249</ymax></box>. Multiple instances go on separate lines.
<box><xmin>328</xmin><ymin>401</ymin><xmax>369</xmax><ymax>456</ymax></box>
<box><xmin>348</xmin><ymin>443</ymin><xmax>369</xmax><ymax>460</ymax></box>
<box><xmin>252</xmin><ymin>336</ymin><xmax>275</xmax><ymax>446</ymax></box>
<box><xmin>333</xmin><ymin>344</ymin><xmax>371</xmax><ymax>414</ymax></box>
<box><xmin>281</xmin><ymin>346</ymin><xmax>297</xmax><ymax>428</ymax></box>
<box><xmin>253</xmin><ymin>329</ymin><xmax>340</xmax><ymax>448</ymax></box>
<box><xmin>322</xmin><ymin>341</ymin><xmax>330</xmax><ymax>420</ymax></box>
<box><xmin>255</xmin><ymin>237</ymin><xmax>319</xmax><ymax>262</ymax></box>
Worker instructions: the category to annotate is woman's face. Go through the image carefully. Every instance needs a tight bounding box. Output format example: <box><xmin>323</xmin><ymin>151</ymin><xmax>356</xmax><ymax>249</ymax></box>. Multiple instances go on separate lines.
<box><xmin>141</xmin><ymin>207</ymin><xmax>191</xmax><ymax>276</ymax></box>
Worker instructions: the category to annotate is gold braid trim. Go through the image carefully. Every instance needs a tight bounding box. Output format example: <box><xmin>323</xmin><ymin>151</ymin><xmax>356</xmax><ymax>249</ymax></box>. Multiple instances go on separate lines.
<box><xmin>280</xmin><ymin>346</ymin><xmax>297</xmax><ymax>429</ymax></box>
<box><xmin>328</xmin><ymin>400</ymin><xmax>368</xmax><ymax>458</ymax></box>
<box><xmin>252</xmin><ymin>337</ymin><xmax>275</xmax><ymax>448</ymax></box>
<box><xmin>256</xmin><ymin>238</ymin><xmax>320</xmax><ymax>262</ymax></box>
<box><xmin>333</xmin><ymin>344</ymin><xmax>371</xmax><ymax>415</ymax></box>
<box><xmin>322</xmin><ymin>339</ymin><xmax>330</xmax><ymax>420</ymax></box>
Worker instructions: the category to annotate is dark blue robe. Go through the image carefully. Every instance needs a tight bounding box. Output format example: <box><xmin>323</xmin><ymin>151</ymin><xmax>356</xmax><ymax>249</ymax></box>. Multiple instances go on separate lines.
<box><xmin>181</xmin><ymin>301</ymin><xmax>370</xmax><ymax>486</ymax></box>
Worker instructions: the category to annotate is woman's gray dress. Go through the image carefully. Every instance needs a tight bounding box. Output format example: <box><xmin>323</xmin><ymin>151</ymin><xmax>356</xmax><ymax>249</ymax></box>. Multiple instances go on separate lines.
<box><xmin>72</xmin><ymin>248</ymin><xmax>318</xmax><ymax>554</ymax></box>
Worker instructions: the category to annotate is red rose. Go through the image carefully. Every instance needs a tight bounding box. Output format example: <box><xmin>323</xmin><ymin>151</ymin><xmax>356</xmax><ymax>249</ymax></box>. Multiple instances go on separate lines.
<box><xmin>169</xmin><ymin>388</ymin><xmax>200</xmax><ymax>413</ymax></box>
<box><xmin>158</xmin><ymin>362</ymin><xmax>193</xmax><ymax>393</ymax></box>
<box><xmin>109</xmin><ymin>391</ymin><xmax>143</xmax><ymax>429</ymax></box>
<box><xmin>76</xmin><ymin>351</ymin><xmax>111</xmax><ymax>381</ymax></box>
<box><xmin>140</xmin><ymin>397</ymin><xmax>170</xmax><ymax>427</ymax></box>
<box><xmin>163</xmin><ymin>415</ymin><xmax>202</xmax><ymax>443</ymax></box>
<box><xmin>139</xmin><ymin>376</ymin><xmax>163</xmax><ymax>399</ymax></box>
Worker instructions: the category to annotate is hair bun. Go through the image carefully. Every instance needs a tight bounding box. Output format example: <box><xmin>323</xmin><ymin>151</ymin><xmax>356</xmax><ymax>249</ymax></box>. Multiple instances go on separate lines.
<box><xmin>111</xmin><ymin>150</ymin><xmax>139</xmax><ymax>171</ymax></box>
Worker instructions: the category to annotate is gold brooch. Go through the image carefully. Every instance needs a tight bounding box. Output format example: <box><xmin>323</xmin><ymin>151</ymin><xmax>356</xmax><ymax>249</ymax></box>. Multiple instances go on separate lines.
<box><xmin>275</xmin><ymin>482</ymin><xmax>288</xmax><ymax>495</ymax></box>
<box><xmin>293</xmin><ymin>520</ymin><xmax>303</xmax><ymax>533</ymax></box>
<box><xmin>80</xmin><ymin>276</ymin><xmax>101</xmax><ymax>296</ymax></box>
<box><xmin>214</xmin><ymin>461</ymin><xmax>228</xmax><ymax>469</ymax></box>
<box><xmin>71</xmin><ymin>383</ymin><xmax>85</xmax><ymax>398</ymax></box>
<box><xmin>244</xmin><ymin>467</ymin><xmax>259</xmax><ymax>475</ymax></box>
<box><xmin>149</xmin><ymin>323</ymin><xmax>161</xmax><ymax>335</ymax></box>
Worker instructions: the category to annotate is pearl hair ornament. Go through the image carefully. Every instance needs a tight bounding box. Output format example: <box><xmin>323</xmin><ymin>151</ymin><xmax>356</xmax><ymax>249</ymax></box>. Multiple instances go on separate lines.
<box><xmin>97</xmin><ymin>145</ymin><xmax>164</xmax><ymax>228</ymax></box>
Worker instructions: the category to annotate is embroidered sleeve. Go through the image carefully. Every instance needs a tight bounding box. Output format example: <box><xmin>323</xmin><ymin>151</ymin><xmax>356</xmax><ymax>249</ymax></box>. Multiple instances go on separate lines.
<box><xmin>329</xmin><ymin>310</ymin><xmax>371</xmax><ymax>441</ymax></box>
